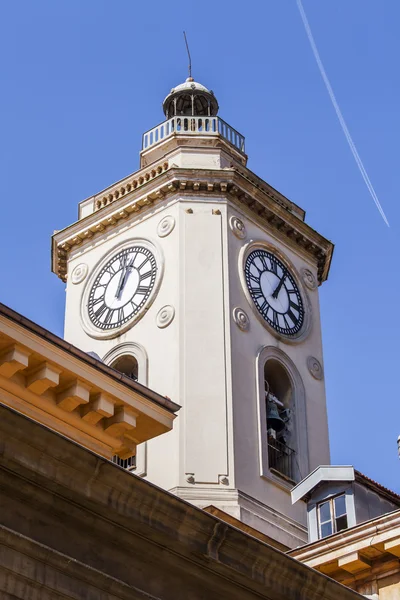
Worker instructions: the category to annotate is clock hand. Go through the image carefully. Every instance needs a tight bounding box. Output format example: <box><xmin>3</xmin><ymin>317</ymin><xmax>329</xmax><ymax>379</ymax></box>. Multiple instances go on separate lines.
<box><xmin>115</xmin><ymin>255</ymin><xmax>128</xmax><ymax>298</ymax></box>
<box><xmin>272</xmin><ymin>271</ymin><xmax>287</xmax><ymax>299</ymax></box>
<box><xmin>116</xmin><ymin>255</ymin><xmax>136</xmax><ymax>299</ymax></box>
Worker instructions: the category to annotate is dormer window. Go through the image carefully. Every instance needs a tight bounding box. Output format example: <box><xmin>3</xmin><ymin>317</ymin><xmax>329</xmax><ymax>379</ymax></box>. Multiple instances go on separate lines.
<box><xmin>318</xmin><ymin>494</ymin><xmax>348</xmax><ymax>538</ymax></box>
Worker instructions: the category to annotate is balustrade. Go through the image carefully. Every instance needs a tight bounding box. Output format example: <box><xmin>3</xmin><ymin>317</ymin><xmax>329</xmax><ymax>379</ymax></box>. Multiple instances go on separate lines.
<box><xmin>142</xmin><ymin>116</ymin><xmax>245</xmax><ymax>154</ymax></box>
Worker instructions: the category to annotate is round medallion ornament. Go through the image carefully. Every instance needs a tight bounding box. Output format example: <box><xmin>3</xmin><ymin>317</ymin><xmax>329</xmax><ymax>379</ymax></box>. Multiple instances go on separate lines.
<box><xmin>229</xmin><ymin>216</ymin><xmax>246</xmax><ymax>239</ymax></box>
<box><xmin>156</xmin><ymin>305</ymin><xmax>175</xmax><ymax>329</ymax></box>
<box><xmin>157</xmin><ymin>215</ymin><xmax>175</xmax><ymax>238</ymax></box>
<box><xmin>71</xmin><ymin>263</ymin><xmax>88</xmax><ymax>285</ymax></box>
<box><xmin>233</xmin><ymin>307</ymin><xmax>250</xmax><ymax>332</ymax></box>
<box><xmin>301</xmin><ymin>268</ymin><xmax>317</xmax><ymax>291</ymax></box>
<box><xmin>307</xmin><ymin>356</ymin><xmax>324</xmax><ymax>380</ymax></box>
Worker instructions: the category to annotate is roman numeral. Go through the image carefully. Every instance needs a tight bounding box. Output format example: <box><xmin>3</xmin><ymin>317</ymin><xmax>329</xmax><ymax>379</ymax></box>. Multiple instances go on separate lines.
<box><xmin>104</xmin><ymin>309</ymin><xmax>113</xmax><ymax>324</ymax></box>
<box><xmin>135</xmin><ymin>286</ymin><xmax>149</xmax><ymax>295</ymax></box>
<box><xmin>127</xmin><ymin>251</ymin><xmax>138</xmax><ymax>267</ymax></box>
<box><xmin>137</xmin><ymin>256</ymin><xmax>149</xmax><ymax>270</ymax></box>
<box><xmin>287</xmin><ymin>310</ymin><xmax>298</xmax><ymax>324</ymax></box>
<box><xmin>270</xmin><ymin>260</ymin><xmax>278</xmax><ymax>275</ymax></box>
<box><xmin>260</xmin><ymin>255</ymin><xmax>269</xmax><ymax>272</ymax></box>
<box><xmin>92</xmin><ymin>295</ymin><xmax>105</xmax><ymax>309</ymax></box>
<box><xmin>139</xmin><ymin>271</ymin><xmax>152</xmax><ymax>282</ymax></box>
<box><xmin>106</xmin><ymin>263</ymin><xmax>118</xmax><ymax>275</ymax></box>
<box><xmin>94</xmin><ymin>304</ymin><xmax>108</xmax><ymax>320</ymax></box>
<box><xmin>289</xmin><ymin>299</ymin><xmax>299</xmax><ymax>311</ymax></box>
<box><xmin>272</xmin><ymin>310</ymin><xmax>279</xmax><ymax>327</ymax></box>
<box><xmin>118</xmin><ymin>308</ymin><xmax>124</xmax><ymax>322</ymax></box>
<box><xmin>251</xmin><ymin>261</ymin><xmax>262</xmax><ymax>275</ymax></box>
<box><xmin>249</xmin><ymin>274</ymin><xmax>260</xmax><ymax>285</ymax></box>
<box><xmin>251</xmin><ymin>287</ymin><xmax>263</xmax><ymax>299</ymax></box>
<box><xmin>260</xmin><ymin>300</ymin><xmax>268</xmax><ymax>314</ymax></box>
<box><xmin>283</xmin><ymin>315</ymin><xmax>290</xmax><ymax>329</ymax></box>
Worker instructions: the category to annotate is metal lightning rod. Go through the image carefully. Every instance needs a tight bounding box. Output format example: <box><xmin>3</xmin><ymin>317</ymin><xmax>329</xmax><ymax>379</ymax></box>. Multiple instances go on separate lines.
<box><xmin>183</xmin><ymin>31</ymin><xmax>192</xmax><ymax>79</ymax></box>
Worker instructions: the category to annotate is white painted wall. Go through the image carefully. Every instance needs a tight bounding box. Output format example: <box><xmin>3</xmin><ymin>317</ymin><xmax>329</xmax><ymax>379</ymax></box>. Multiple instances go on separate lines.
<box><xmin>62</xmin><ymin>140</ymin><xmax>331</xmax><ymax>548</ymax></box>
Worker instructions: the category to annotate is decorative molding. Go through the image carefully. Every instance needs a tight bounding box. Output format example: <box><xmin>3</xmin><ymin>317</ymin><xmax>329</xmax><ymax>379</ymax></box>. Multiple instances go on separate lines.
<box><xmin>0</xmin><ymin>314</ymin><xmax>178</xmax><ymax>462</ymax></box>
<box><xmin>94</xmin><ymin>161</ymin><xmax>169</xmax><ymax>212</ymax></box>
<box><xmin>0</xmin><ymin>344</ymin><xmax>30</xmax><ymax>378</ymax></box>
<box><xmin>232</xmin><ymin>307</ymin><xmax>250</xmax><ymax>332</ymax></box>
<box><xmin>156</xmin><ymin>305</ymin><xmax>175</xmax><ymax>329</ymax></box>
<box><xmin>229</xmin><ymin>215</ymin><xmax>246</xmax><ymax>239</ymax></box>
<box><xmin>157</xmin><ymin>215</ymin><xmax>175</xmax><ymax>238</ymax></box>
<box><xmin>26</xmin><ymin>362</ymin><xmax>62</xmax><ymax>395</ymax></box>
<box><xmin>301</xmin><ymin>268</ymin><xmax>317</xmax><ymax>291</ymax></box>
<box><xmin>71</xmin><ymin>263</ymin><xmax>88</xmax><ymax>285</ymax></box>
<box><xmin>53</xmin><ymin>168</ymin><xmax>333</xmax><ymax>284</ymax></box>
<box><xmin>185</xmin><ymin>473</ymin><xmax>195</xmax><ymax>484</ymax></box>
<box><xmin>307</xmin><ymin>356</ymin><xmax>324</xmax><ymax>380</ymax></box>
<box><xmin>219</xmin><ymin>475</ymin><xmax>229</xmax><ymax>486</ymax></box>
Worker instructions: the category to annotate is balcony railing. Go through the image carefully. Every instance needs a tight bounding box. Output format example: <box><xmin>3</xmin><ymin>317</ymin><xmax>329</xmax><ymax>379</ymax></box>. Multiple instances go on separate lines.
<box><xmin>142</xmin><ymin>116</ymin><xmax>245</xmax><ymax>154</ymax></box>
<box><xmin>268</xmin><ymin>438</ymin><xmax>296</xmax><ymax>482</ymax></box>
<box><xmin>112</xmin><ymin>454</ymin><xmax>136</xmax><ymax>471</ymax></box>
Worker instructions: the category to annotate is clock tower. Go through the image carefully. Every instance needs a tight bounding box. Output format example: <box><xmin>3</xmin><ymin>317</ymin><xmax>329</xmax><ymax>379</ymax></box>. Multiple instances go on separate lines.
<box><xmin>52</xmin><ymin>77</ymin><xmax>333</xmax><ymax>549</ymax></box>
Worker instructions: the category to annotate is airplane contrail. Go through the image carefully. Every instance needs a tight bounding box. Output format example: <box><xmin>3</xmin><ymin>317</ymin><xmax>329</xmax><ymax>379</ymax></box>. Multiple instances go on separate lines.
<box><xmin>296</xmin><ymin>0</ymin><xmax>390</xmax><ymax>227</ymax></box>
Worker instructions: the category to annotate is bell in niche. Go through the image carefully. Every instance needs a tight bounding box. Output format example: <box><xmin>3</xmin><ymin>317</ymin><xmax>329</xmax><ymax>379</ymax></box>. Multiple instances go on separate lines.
<box><xmin>266</xmin><ymin>399</ymin><xmax>285</xmax><ymax>433</ymax></box>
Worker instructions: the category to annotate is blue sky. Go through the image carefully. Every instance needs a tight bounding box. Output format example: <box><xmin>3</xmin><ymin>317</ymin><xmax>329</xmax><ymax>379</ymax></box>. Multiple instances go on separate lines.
<box><xmin>1</xmin><ymin>1</ymin><xmax>399</xmax><ymax>492</ymax></box>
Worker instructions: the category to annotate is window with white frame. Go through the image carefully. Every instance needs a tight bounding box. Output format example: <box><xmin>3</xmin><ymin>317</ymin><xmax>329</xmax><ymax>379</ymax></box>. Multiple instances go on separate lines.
<box><xmin>318</xmin><ymin>494</ymin><xmax>348</xmax><ymax>538</ymax></box>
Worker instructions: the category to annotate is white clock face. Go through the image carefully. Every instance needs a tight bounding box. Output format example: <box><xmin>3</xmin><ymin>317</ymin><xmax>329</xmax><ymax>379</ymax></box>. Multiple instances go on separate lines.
<box><xmin>87</xmin><ymin>246</ymin><xmax>157</xmax><ymax>331</ymax></box>
<box><xmin>244</xmin><ymin>249</ymin><xmax>304</xmax><ymax>336</ymax></box>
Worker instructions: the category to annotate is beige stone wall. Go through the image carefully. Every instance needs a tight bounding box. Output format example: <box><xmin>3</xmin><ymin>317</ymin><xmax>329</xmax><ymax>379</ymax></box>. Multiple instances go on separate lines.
<box><xmin>0</xmin><ymin>404</ymin><xmax>363</xmax><ymax>600</ymax></box>
<box><xmin>379</xmin><ymin>574</ymin><xmax>400</xmax><ymax>600</ymax></box>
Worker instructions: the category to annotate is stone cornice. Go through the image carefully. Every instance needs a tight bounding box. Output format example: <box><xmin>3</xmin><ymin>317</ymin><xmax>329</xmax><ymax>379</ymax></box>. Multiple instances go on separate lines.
<box><xmin>289</xmin><ymin>510</ymin><xmax>400</xmax><ymax>584</ymax></box>
<box><xmin>0</xmin><ymin>404</ymin><xmax>363</xmax><ymax>600</ymax></box>
<box><xmin>0</xmin><ymin>303</ymin><xmax>179</xmax><ymax>459</ymax></box>
<box><xmin>52</xmin><ymin>167</ymin><xmax>333</xmax><ymax>285</ymax></box>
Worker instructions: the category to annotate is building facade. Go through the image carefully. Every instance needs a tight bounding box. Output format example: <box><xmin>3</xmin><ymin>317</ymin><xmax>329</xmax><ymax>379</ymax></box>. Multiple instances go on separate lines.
<box><xmin>3</xmin><ymin>74</ymin><xmax>398</xmax><ymax>599</ymax></box>
<box><xmin>52</xmin><ymin>77</ymin><xmax>334</xmax><ymax>549</ymax></box>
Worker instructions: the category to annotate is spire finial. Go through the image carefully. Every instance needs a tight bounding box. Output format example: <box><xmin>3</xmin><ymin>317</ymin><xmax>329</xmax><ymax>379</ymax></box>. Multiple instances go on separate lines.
<box><xmin>183</xmin><ymin>31</ymin><xmax>193</xmax><ymax>81</ymax></box>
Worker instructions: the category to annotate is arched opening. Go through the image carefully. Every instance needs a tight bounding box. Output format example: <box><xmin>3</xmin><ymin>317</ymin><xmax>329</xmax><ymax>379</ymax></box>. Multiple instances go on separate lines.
<box><xmin>104</xmin><ymin>344</ymin><xmax>148</xmax><ymax>475</ymax></box>
<box><xmin>110</xmin><ymin>355</ymin><xmax>138</xmax><ymax>381</ymax></box>
<box><xmin>264</xmin><ymin>359</ymin><xmax>296</xmax><ymax>482</ymax></box>
<box><xmin>110</xmin><ymin>355</ymin><xmax>138</xmax><ymax>470</ymax></box>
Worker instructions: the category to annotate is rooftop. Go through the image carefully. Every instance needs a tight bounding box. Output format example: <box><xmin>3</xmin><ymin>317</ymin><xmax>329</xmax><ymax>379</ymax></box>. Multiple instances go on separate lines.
<box><xmin>0</xmin><ymin>302</ymin><xmax>180</xmax><ymax>459</ymax></box>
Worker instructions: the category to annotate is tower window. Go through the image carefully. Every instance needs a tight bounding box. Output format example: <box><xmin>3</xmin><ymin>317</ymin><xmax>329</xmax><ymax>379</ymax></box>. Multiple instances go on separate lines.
<box><xmin>103</xmin><ymin>343</ymin><xmax>148</xmax><ymax>477</ymax></box>
<box><xmin>264</xmin><ymin>360</ymin><xmax>296</xmax><ymax>482</ymax></box>
<box><xmin>110</xmin><ymin>355</ymin><xmax>138</xmax><ymax>381</ymax></box>
<box><xmin>110</xmin><ymin>355</ymin><xmax>138</xmax><ymax>470</ymax></box>
<box><xmin>318</xmin><ymin>494</ymin><xmax>348</xmax><ymax>538</ymax></box>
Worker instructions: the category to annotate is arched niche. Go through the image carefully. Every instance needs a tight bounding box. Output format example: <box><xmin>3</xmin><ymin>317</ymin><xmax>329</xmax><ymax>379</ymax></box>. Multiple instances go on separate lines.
<box><xmin>102</xmin><ymin>342</ymin><xmax>148</xmax><ymax>386</ymax></box>
<box><xmin>110</xmin><ymin>354</ymin><xmax>138</xmax><ymax>381</ymax></box>
<box><xmin>103</xmin><ymin>342</ymin><xmax>148</xmax><ymax>476</ymax></box>
<box><xmin>256</xmin><ymin>346</ymin><xmax>309</xmax><ymax>486</ymax></box>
